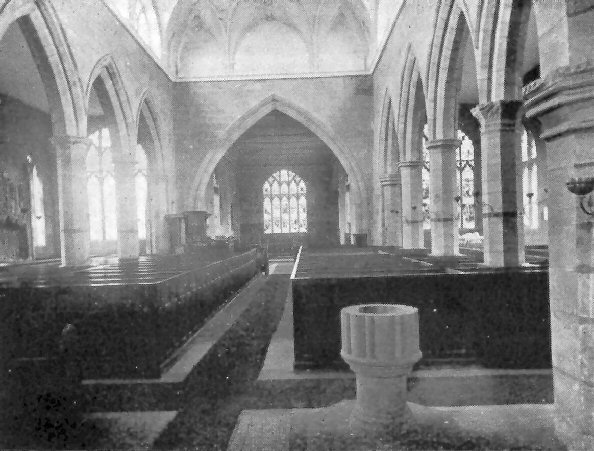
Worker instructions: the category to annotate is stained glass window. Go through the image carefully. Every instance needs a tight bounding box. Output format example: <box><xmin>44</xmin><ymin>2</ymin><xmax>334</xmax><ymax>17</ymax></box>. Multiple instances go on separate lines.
<box><xmin>263</xmin><ymin>170</ymin><xmax>307</xmax><ymax>234</ymax></box>
<box><xmin>87</xmin><ymin>128</ymin><xmax>118</xmax><ymax>241</ymax></box>
<box><xmin>522</xmin><ymin>129</ymin><xmax>538</xmax><ymax>229</ymax></box>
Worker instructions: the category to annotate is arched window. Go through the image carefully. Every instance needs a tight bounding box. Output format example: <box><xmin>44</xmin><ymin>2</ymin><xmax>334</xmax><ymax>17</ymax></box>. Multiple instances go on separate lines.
<box><xmin>422</xmin><ymin>124</ymin><xmax>431</xmax><ymax>230</ymax></box>
<box><xmin>30</xmin><ymin>163</ymin><xmax>46</xmax><ymax>247</ymax></box>
<box><xmin>522</xmin><ymin>129</ymin><xmax>538</xmax><ymax>229</ymax></box>
<box><xmin>456</xmin><ymin>130</ymin><xmax>476</xmax><ymax>230</ymax></box>
<box><xmin>135</xmin><ymin>144</ymin><xmax>148</xmax><ymax>240</ymax></box>
<box><xmin>263</xmin><ymin>170</ymin><xmax>307</xmax><ymax>234</ymax></box>
<box><xmin>87</xmin><ymin>128</ymin><xmax>118</xmax><ymax>241</ymax></box>
<box><xmin>422</xmin><ymin>126</ymin><xmax>477</xmax><ymax>231</ymax></box>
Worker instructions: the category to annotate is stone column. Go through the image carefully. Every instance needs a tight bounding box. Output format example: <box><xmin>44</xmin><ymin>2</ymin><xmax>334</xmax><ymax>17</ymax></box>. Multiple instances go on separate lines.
<box><xmin>379</xmin><ymin>173</ymin><xmax>403</xmax><ymax>247</ymax></box>
<box><xmin>399</xmin><ymin>161</ymin><xmax>424</xmax><ymax>249</ymax></box>
<box><xmin>425</xmin><ymin>138</ymin><xmax>460</xmax><ymax>256</ymax></box>
<box><xmin>52</xmin><ymin>136</ymin><xmax>91</xmax><ymax>267</ymax></box>
<box><xmin>472</xmin><ymin>101</ymin><xmax>525</xmax><ymax>267</ymax></box>
<box><xmin>114</xmin><ymin>152</ymin><xmax>139</xmax><ymax>260</ymax></box>
<box><xmin>524</xmin><ymin>62</ymin><xmax>594</xmax><ymax>451</ymax></box>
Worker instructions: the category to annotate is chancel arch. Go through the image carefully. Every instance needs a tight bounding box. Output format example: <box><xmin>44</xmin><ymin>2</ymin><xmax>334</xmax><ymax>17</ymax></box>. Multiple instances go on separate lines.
<box><xmin>190</xmin><ymin>95</ymin><xmax>367</xmax><ymax>241</ymax></box>
<box><xmin>191</xmin><ymin>105</ymin><xmax>354</xmax><ymax>250</ymax></box>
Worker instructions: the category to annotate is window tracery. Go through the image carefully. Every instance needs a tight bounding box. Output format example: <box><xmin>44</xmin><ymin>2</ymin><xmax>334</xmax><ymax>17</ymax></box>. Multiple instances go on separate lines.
<box><xmin>87</xmin><ymin>128</ymin><xmax>118</xmax><ymax>242</ymax></box>
<box><xmin>522</xmin><ymin>129</ymin><xmax>538</xmax><ymax>229</ymax></box>
<box><xmin>135</xmin><ymin>144</ymin><xmax>148</xmax><ymax>240</ymax></box>
<box><xmin>263</xmin><ymin>170</ymin><xmax>307</xmax><ymax>234</ymax></box>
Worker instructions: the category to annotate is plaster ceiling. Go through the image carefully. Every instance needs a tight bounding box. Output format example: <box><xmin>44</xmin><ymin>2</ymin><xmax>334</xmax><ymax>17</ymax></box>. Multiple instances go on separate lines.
<box><xmin>167</xmin><ymin>0</ymin><xmax>371</xmax><ymax>77</ymax></box>
<box><xmin>0</xmin><ymin>22</ymin><xmax>49</xmax><ymax>113</ymax></box>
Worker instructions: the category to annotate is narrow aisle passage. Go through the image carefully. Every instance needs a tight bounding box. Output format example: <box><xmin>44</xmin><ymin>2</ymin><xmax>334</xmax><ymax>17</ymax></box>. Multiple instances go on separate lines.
<box><xmin>152</xmin><ymin>274</ymin><xmax>291</xmax><ymax>450</ymax></box>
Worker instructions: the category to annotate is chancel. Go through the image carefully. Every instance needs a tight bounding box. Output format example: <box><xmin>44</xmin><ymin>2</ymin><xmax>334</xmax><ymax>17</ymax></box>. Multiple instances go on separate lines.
<box><xmin>0</xmin><ymin>0</ymin><xmax>591</xmax><ymax>449</ymax></box>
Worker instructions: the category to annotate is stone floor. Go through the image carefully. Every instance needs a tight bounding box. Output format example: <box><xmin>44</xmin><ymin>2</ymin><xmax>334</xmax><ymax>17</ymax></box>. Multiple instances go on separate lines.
<box><xmin>228</xmin><ymin>402</ymin><xmax>563</xmax><ymax>450</ymax></box>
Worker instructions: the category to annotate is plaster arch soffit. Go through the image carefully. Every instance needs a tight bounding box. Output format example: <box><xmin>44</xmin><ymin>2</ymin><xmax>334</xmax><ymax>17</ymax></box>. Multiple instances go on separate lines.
<box><xmin>378</xmin><ymin>87</ymin><xmax>398</xmax><ymax>169</ymax></box>
<box><xmin>1</xmin><ymin>0</ymin><xmax>86</xmax><ymax>136</ymax></box>
<box><xmin>425</xmin><ymin>0</ymin><xmax>477</xmax><ymax>89</ymax></box>
<box><xmin>426</xmin><ymin>0</ymin><xmax>472</xmax><ymax>140</ymax></box>
<box><xmin>136</xmin><ymin>91</ymin><xmax>164</xmax><ymax>164</ymax></box>
<box><xmin>86</xmin><ymin>55</ymin><xmax>135</xmax><ymax>137</ymax></box>
<box><xmin>397</xmin><ymin>45</ymin><xmax>425</xmax><ymax>158</ymax></box>
<box><xmin>0</xmin><ymin>0</ymin><xmax>35</xmax><ymax>39</ymax></box>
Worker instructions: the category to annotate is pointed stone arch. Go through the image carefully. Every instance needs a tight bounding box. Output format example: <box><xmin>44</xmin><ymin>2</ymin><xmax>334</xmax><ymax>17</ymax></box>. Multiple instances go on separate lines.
<box><xmin>397</xmin><ymin>45</ymin><xmax>427</xmax><ymax>162</ymax></box>
<box><xmin>426</xmin><ymin>0</ymin><xmax>476</xmax><ymax>141</ymax></box>
<box><xmin>477</xmin><ymin>0</ymin><xmax>537</xmax><ymax>102</ymax></box>
<box><xmin>135</xmin><ymin>89</ymin><xmax>170</xmax><ymax>254</ymax></box>
<box><xmin>86</xmin><ymin>54</ymin><xmax>135</xmax><ymax>141</ymax></box>
<box><xmin>0</xmin><ymin>0</ymin><xmax>86</xmax><ymax>136</ymax></box>
<box><xmin>189</xmin><ymin>94</ymin><xmax>367</xmax><ymax>232</ymax></box>
<box><xmin>378</xmin><ymin>88</ymin><xmax>400</xmax><ymax>174</ymax></box>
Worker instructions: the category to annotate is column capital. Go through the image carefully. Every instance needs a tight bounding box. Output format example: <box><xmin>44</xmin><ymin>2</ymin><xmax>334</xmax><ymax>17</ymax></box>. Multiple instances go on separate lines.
<box><xmin>471</xmin><ymin>100</ymin><xmax>523</xmax><ymax>130</ymax></box>
<box><xmin>379</xmin><ymin>173</ymin><xmax>401</xmax><ymax>186</ymax></box>
<box><xmin>51</xmin><ymin>135</ymin><xmax>91</xmax><ymax>150</ymax></box>
<box><xmin>425</xmin><ymin>138</ymin><xmax>460</xmax><ymax>151</ymax></box>
<box><xmin>524</xmin><ymin>60</ymin><xmax>594</xmax><ymax>141</ymax></box>
<box><xmin>398</xmin><ymin>160</ymin><xmax>424</xmax><ymax>169</ymax></box>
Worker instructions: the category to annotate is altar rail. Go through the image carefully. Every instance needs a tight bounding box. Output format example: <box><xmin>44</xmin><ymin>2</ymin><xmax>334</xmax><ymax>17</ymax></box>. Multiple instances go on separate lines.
<box><xmin>0</xmin><ymin>249</ymin><xmax>263</xmax><ymax>379</ymax></box>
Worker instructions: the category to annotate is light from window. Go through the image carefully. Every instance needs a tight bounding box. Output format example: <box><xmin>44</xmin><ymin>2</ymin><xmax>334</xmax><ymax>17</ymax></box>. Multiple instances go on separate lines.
<box><xmin>263</xmin><ymin>170</ymin><xmax>307</xmax><ymax>234</ymax></box>
<box><xmin>422</xmin><ymin>124</ymin><xmax>431</xmax><ymax>230</ymax></box>
<box><xmin>31</xmin><ymin>165</ymin><xmax>46</xmax><ymax>247</ymax></box>
<box><xmin>135</xmin><ymin>144</ymin><xmax>148</xmax><ymax>240</ymax></box>
<box><xmin>522</xmin><ymin>129</ymin><xmax>538</xmax><ymax>229</ymax></box>
<box><xmin>87</xmin><ymin>128</ymin><xmax>118</xmax><ymax>241</ymax></box>
<box><xmin>456</xmin><ymin>130</ymin><xmax>476</xmax><ymax>230</ymax></box>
